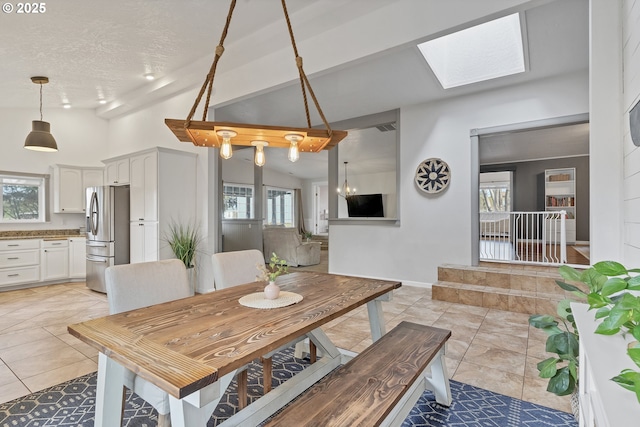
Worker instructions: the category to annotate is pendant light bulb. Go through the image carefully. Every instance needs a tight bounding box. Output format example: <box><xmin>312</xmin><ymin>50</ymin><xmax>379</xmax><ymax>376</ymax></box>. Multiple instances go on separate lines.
<box><xmin>216</xmin><ymin>130</ymin><xmax>237</xmax><ymax>159</ymax></box>
<box><xmin>285</xmin><ymin>134</ymin><xmax>303</xmax><ymax>163</ymax></box>
<box><xmin>251</xmin><ymin>140</ymin><xmax>268</xmax><ymax>167</ymax></box>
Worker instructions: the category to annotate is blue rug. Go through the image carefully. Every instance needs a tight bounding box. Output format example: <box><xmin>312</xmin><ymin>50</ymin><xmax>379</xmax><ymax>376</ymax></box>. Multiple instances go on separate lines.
<box><xmin>0</xmin><ymin>349</ymin><xmax>577</xmax><ymax>427</ymax></box>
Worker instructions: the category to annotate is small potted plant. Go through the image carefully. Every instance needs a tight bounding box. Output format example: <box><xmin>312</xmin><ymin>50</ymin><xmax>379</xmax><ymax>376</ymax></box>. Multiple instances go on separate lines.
<box><xmin>257</xmin><ymin>252</ymin><xmax>288</xmax><ymax>300</ymax></box>
<box><xmin>303</xmin><ymin>231</ymin><xmax>313</xmax><ymax>242</ymax></box>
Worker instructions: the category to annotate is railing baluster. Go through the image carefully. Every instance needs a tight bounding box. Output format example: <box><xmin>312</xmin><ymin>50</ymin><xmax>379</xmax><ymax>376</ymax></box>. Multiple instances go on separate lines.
<box><xmin>479</xmin><ymin>210</ymin><xmax>566</xmax><ymax>265</ymax></box>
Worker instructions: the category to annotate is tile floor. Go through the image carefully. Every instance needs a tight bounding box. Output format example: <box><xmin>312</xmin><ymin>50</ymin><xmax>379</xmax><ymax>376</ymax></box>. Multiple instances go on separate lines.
<box><xmin>0</xmin><ymin>279</ymin><xmax>571</xmax><ymax>414</ymax></box>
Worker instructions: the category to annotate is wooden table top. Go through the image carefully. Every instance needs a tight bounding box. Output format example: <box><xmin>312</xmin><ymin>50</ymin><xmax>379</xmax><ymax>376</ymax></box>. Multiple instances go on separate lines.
<box><xmin>68</xmin><ymin>272</ymin><xmax>401</xmax><ymax>399</ymax></box>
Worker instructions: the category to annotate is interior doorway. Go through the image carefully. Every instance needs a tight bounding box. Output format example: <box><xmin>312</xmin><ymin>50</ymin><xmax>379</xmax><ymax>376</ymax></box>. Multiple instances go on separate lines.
<box><xmin>313</xmin><ymin>182</ymin><xmax>329</xmax><ymax>235</ymax></box>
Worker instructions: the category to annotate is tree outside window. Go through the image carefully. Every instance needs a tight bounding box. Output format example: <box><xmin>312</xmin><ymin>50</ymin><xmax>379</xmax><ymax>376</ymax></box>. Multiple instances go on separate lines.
<box><xmin>0</xmin><ymin>174</ymin><xmax>46</xmax><ymax>222</ymax></box>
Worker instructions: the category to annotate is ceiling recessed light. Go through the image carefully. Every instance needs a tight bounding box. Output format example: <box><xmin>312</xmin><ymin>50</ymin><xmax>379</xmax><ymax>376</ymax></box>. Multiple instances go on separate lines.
<box><xmin>144</xmin><ymin>73</ymin><xmax>155</xmax><ymax>81</ymax></box>
<box><xmin>98</xmin><ymin>99</ymin><xmax>107</xmax><ymax>105</ymax></box>
<box><xmin>62</xmin><ymin>103</ymin><xmax>71</xmax><ymax>109</ymax></box>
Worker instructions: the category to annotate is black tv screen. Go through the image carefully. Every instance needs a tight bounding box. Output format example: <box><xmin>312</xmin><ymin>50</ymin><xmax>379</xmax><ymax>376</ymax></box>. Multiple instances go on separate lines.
<box><xmin>346</xmin><ymin>194</ymin><xmax>384</xmax><ymax>217</ymax></box>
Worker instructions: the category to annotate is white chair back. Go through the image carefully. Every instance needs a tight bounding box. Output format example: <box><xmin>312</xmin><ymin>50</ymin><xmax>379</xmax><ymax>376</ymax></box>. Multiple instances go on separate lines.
<box><xmin>105</xmin><ymin>259</ymin><xmax>192</xmax><ymax>315</ymax></box>
<box><xmin>212</xmin><ymin>249</ymin><xmax>265</xmax><ymax>290</ymax></box>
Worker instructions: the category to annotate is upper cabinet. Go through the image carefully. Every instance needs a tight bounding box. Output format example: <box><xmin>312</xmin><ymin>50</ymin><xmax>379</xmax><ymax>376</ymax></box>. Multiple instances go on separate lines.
<box><xmin>52</xmin><ymin>165</ymin><xmax>104</xmax><ymax>213</ymax></box>
<box><xmin>104</xmin><ymin>158</ymin><xmax>130</xmax><ymax>185</ymax></box>
<box><xmin>130</xmin><ymin>151</ymin><xmax>158</xmax><ymax>222</ymax></box>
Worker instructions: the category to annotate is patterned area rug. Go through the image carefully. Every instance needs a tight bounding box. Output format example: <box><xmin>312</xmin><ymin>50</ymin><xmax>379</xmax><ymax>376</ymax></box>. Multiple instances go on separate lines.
<box><xmin>0</xmin><ymin>349</ymin><xmax>577</xmax><ymax>427</ymax></box>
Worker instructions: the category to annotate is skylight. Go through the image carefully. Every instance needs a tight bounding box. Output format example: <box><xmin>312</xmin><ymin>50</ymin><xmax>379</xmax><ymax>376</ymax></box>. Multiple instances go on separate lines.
<box><xmin>418</xmin><ymin>13</ymin><xmax>525</xmax><ymax>89</ymax></box>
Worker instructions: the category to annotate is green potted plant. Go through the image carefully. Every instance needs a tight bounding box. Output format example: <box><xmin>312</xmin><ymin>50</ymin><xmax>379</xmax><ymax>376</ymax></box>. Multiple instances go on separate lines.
<box><xmin>303</xmin><ymin>231</ymin><xmax>313</xmax><ymax>242</ymax></box>
<box><xmin>555</xmin><ymin>261</ymin><xmax>640</xmax><ymax>402</ymax></box>
<box><xmin>529</xmin><ymin>299</ymin><xmax>580</xmax><ymax>397</ymax></box>
<box><xmin>166</xmin><ymin>221</ymin><xmax>202</xmax><ymax>293</ymax></box>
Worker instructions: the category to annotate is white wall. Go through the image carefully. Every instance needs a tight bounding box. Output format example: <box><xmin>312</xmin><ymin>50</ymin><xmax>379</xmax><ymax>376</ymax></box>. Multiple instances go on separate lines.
<box><xmin>329</xmin><ymin>71</ymin><xmax>589</xmax><ymax>286</ymax></box>
<box><xmin>590</xmin><ymin>0</ymin><xmax>624</xmax><ymax>263</ymax></box>
<box><xmin>623</xmin><ymin>0</ymin><xmax>640</xmax><ymax>265</ymax></box>
<box><xmin>0</xmin><ymin>108</ymin><xmax>108</xmax><ymax>231</ymax></box>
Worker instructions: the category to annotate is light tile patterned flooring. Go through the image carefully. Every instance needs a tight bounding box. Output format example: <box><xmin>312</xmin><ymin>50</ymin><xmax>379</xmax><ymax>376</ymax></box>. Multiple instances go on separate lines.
<box><xmin>0</xmin><ymin>279</ymin><xmax>571</xmax><ymax>415</ymax></box>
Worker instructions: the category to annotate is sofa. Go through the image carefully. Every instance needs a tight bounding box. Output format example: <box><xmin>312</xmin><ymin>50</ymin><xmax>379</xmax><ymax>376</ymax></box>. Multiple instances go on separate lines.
<box><xmin>263</xmin><ymin>227</ymin><xmax>321</xmax><ymax>267</ymax></box>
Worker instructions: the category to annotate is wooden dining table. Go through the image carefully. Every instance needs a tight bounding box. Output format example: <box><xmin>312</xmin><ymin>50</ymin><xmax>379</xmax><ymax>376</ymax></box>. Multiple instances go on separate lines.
<box><xmin>68</xmin><ymin>271</ymin><xmax>401</xmax><ymax>427</ymax></box>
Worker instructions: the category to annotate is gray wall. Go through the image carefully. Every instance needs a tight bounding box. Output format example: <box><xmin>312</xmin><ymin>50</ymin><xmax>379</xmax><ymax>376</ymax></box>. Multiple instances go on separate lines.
<box><xmin>481</xmin><ymin>156</ymin><xmax>590</xmax><ymax>242</ymax></box>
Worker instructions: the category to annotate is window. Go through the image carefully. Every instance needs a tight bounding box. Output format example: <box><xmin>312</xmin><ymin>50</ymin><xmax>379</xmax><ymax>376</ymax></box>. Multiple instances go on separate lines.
<box><xmin>223</xmin><ymin>184</ymin><xmax>253</xmax><ymax>219</ymax></box>
<box><xmin>0</xmin><ymin>172</ymin><xmax>47</xmax><ymax>222</ymax></box>
<box><xmin>265</xmin><ymin>187</ymin><xmax>294</xmax><ymax>227</ymax></box>
<box><xmin>479</xmin><ymin>172</ymin><xmax>512</xmax><ymax>213</ymax></box>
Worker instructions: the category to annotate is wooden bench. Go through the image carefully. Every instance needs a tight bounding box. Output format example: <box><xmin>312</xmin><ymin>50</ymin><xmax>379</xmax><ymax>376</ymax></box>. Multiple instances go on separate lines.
<box><xmin>263</xmin><ymin>321</ymin><xmax>452</xmax><ymax>427</ymax></box>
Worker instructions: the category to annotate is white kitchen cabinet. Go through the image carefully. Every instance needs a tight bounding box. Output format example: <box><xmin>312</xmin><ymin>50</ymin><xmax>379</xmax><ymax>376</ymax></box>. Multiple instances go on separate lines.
<box><xmin>52</xmin><ymin>165</ymin><xmax>104</xmax><ymax>213</ymax></box>
<box><xmin>104</xmin><ymin>158</ymin><xmax>130</xmax><ymax>185</ymax></box>
<box><xmin>125</xmin><ymin>147</ymin><xmax>197</xmax><ymax>263</ymax></box>
<box><xmin>130</xmin><ymin>222</ymin><xmax>158</xmax><ymax>263</ymax></box>
<box><xmin>130</xmin><ymin>151</ymin><xmax>158</xmax><ymax>222</ymax></box>
<box><xmin>68</xmin><ymin>237</ymin><xmax>86</xmax><ymax>279</ymax></box>
<box><xmin>0</xmin><ymin>239</ymin><xmax>40</xmax><ymax>288</ymax></box>
<box><xmin>42</xmin><ymin>240</ymin><xmax>69</xmax><ymax>281</ymax></box>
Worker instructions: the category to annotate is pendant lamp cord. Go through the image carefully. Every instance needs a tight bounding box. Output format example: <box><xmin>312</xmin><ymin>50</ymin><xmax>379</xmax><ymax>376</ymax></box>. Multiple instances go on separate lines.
<box><xmin>39</xmin><ymin>83</ymin><xmax>43</xmax><ymax>121</ymax></box>
<box><xmin>185</xmin><ymin>0</ymin><xmax>333</xmax><ymax>138</ymax></box>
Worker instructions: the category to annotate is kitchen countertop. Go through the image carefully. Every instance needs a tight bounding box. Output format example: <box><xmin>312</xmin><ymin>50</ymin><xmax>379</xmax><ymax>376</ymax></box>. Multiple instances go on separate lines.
<box><xmin>0</xmin><ymin>229</ymin><xmax>84</xmax><ymax>241</ymax></box>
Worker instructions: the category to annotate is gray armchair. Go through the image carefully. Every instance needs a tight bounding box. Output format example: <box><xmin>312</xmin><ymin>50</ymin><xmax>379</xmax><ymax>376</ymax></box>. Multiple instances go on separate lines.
<box><xmin>262</xmin><ymin>228</ymin><xmax>321</xmax><ymax>266</ymax></box>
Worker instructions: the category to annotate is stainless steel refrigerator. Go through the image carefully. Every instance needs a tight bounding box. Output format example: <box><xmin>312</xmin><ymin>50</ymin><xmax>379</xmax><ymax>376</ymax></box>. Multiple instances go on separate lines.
<box><xmin>85</xmin><ymin>185</ymin><xmax>130</xmax><ymax>293</ymax></box>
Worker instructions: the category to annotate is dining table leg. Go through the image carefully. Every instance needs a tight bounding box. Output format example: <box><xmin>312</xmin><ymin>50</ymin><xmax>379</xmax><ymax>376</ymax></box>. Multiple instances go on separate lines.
<box><xmin>366</xmin><ymin>294</ymin><xmax>390</xmax><ymax>342</ymax></box>
<box><xmin>168</xmin><ymin>370</ymin><xmax>236</xmax><ymax>427</ymax></box>
<box><xmin>95</xmin><ymin>353</ymin><xmax>126</xmax><ymax>427</ymax></box>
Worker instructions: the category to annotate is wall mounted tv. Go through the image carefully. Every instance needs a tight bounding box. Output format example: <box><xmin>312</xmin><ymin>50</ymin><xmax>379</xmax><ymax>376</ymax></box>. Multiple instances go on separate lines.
<box><xmin>346</xmin><ymin>194</ymin><xmax>384</xmax><ymax>217</ymax></box>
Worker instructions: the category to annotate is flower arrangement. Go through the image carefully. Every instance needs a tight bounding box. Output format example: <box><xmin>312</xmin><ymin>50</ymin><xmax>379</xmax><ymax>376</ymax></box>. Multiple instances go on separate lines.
<box><xmin>257</xmin><ymin>252</ymin><xmax>288</xmax><ymax>283</ymax></box>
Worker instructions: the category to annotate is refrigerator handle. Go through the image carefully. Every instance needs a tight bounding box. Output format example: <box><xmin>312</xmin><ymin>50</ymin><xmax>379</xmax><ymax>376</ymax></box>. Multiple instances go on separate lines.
<box><xmin>86</xmin><ymin>255</ymin><xmax>108</xmax><ymax>263</ymax></box>
<box><xmin>89</xmin><ymin>191</ymin><xmax>99</xmax><ymax>236</ymax></box>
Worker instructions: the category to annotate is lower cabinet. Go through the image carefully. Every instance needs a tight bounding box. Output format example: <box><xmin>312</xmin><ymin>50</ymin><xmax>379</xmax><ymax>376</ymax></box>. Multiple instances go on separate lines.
<box><xmin>130</xmin><ymin>222</ymin><xmax>158</xmax><ymax>263</ymax></box>
<box><xmin>68</xmin><ymin>237</ymin><xmax>87</xmax><ymax>279</ymax></box>
<box><xmin>0</xmin><ymin>239</ymin><xmax>40</xmax><ymax>288</ymax></box>
<box><xmin>42</xmin><ymin>240</ymin><xmax>69</xmax><ymax>281</ymax></box>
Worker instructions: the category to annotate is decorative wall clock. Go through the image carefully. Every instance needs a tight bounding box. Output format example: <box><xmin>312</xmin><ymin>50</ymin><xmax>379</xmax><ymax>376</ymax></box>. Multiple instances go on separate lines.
<box><xmin>415</xmin><ymin>158</ymin><xmax>451</xmax><ymax>194</ymax></box>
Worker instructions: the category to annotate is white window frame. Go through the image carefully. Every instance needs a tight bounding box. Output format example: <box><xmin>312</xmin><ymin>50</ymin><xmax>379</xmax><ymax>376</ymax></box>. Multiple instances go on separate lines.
<box><xmin>223</xmin><ymin>182</ymin><xmax>254</xmax><ymax>219</ymax></box>
<box><xmin>264</xmin><ymin>186</ymin><xmax>295</xmax><ymax>228</ymax></box>
<box><xmin>0</xmin><ymin>171</ymin><xmax>48</xmax><ymax>223</ymax></box>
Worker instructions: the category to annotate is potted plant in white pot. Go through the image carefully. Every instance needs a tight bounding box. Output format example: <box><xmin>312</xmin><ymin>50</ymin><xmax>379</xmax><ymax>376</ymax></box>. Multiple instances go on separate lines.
<box><xmin>166</xmin><ymin>221</ymin><xmax>202</xmax><ymax>294</ymax></box>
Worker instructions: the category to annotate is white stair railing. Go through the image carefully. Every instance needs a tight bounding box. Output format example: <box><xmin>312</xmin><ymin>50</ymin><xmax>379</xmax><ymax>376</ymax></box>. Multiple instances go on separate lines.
<box><xmin>479</xmin><ymin>211</ymin><xmax>567</xmax><ymax>264</ymax></box>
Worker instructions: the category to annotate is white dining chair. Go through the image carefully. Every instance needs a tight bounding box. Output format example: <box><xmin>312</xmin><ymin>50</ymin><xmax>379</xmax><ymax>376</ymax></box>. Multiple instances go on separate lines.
<box><xmin>211</xmin><ymin>249</ymin><xmax>316</xmax><ymax>395</ymax></box>
<box><xmin>105</xmin><ymin>259</ymin><xmax>193</xmax><ymax>427</ymax></box>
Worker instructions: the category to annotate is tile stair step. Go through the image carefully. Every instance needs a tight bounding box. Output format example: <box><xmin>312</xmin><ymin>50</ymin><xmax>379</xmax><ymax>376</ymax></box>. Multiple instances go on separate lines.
<box><xmin>432</xmin><ymin>280</ymin><xmax>566</xmax><ymax>315</ymax></box>
<box><xmin>437</xmin><ymin>263</ymin><xmax>577</xmax><ymax>295</ymax></box>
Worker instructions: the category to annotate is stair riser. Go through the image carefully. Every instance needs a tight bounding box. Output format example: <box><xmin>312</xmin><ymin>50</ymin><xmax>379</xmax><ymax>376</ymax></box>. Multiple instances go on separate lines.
<box><xmin>437</xmin><ymin>267</ymin><xmax>564</xmax><ymax>295</ymax></box>
<box><xmin>432</xmin><ymin>284</ymin><xmax>560</xmax><ymax>316</ymax></box>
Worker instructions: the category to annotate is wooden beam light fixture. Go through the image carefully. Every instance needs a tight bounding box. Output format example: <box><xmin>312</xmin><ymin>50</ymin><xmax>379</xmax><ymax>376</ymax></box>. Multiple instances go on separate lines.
<box><xmin>164</xmin><ymin>0</ymin><xmax>347</xmax><ymax>165</ymax></box>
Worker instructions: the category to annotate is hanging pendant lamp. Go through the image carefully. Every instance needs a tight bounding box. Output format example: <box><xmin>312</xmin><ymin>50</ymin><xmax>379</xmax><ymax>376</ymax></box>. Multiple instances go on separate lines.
<box><xmin>337</xmin><ymin>162</ymin><xmax>355</xmax><ymax>198</ymax></box>
<box><xmin>24</xmin><ymin>76</ymin><xmax>58</xmax><ymax>152</ymax></box>
<box><xmin>165</xmin><ymin>0</ymin><xmax>347</xmax><ymax>165</ymax></box>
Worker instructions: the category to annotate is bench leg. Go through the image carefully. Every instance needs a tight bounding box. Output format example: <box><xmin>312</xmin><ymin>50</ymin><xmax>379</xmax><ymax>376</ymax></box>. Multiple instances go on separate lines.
<box><xmin>425</xmin><ymin>349</ymin><xmax>452</xmax><ymax>407</ymax></box>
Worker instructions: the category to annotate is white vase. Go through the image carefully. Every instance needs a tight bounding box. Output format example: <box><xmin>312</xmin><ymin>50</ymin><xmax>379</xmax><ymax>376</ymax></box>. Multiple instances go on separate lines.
<box><xmin>264</xmin><ymin>281</ymin><xmax>281</xmax><ymax>300</ymax></box>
